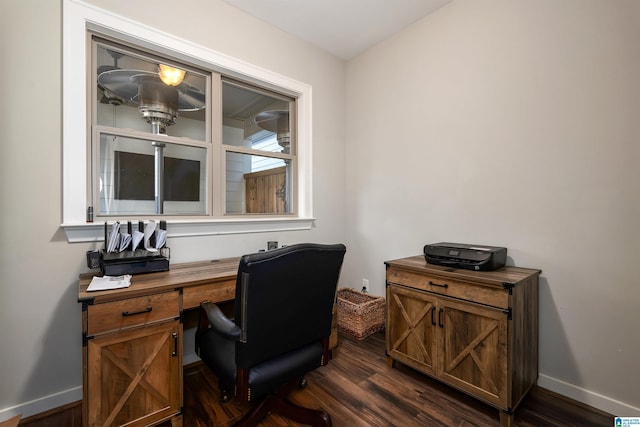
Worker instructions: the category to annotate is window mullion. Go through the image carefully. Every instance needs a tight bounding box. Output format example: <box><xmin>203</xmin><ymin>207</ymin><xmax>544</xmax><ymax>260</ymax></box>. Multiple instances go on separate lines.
<box><xmin>211</xmin><ymin>73</ymin><xmax>224</xmax><ymax>217</ymax></box>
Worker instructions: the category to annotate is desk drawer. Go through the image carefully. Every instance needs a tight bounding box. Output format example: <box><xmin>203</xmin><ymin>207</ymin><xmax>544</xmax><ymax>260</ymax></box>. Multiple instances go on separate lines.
<box><xmin>386</xmin><ymin>268</ymin><xmax>508</xmax><ymax>309</ymax></box>
<box><xmin>182</xmin><ymin>279</ymin><xmax>236</xmax><ymax>309</ymax></box>
<box><xmin>87</xmin><ymin>291</ymin><xmax>179</xmax><ymax>336</ymax></box>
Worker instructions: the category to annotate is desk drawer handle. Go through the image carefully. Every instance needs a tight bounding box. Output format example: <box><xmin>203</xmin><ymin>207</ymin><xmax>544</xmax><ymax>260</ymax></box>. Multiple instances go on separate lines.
<box><xmin>122</xmin><ymin>307</ymin><xmax>153</xmax><ymax>317</ymax></box>
<box><xmin>429</xmin><ymin>280</ymin><xmax>448</xmax><ymax>288</ymax></box>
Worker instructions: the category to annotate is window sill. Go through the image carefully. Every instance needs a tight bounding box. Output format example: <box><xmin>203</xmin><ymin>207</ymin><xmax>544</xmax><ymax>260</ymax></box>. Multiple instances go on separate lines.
<box><xmin>62</xmin><ymin>217</ymin><xmax>315</xmax><ymax>243</ymax></box>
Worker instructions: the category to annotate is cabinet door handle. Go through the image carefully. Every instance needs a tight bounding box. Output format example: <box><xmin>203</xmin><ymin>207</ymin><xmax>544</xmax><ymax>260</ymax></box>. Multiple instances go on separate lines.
<box><xmin>172</xmin><ymin>332</ymin><xmax>178</xmax><ymax>356</ymax></box>
<box><xmin>438</xmin><ymin>308</ymin><xmax>444</xmax><ymax>328</ymax></box>
<box><xmin>431</xmin><ymin>307</ymin><xmax>436</xmax><ymax>326</ymax></box>
<box><xmin>429</xmin><ymin>280</ymin><xmax>448</xmax><ymax>288</ymax></box>
<box><xmin>122</xmin><ymin>307</ymin><xmax>152</xmax><ymax>317</ymax></box>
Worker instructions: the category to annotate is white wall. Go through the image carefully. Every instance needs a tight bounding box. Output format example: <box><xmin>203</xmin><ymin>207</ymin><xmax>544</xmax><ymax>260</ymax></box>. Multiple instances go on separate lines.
<box><xmin>3</xmin><ymin>0</ymin><xmax>639</xmax><ymax>420</ymax></box>
<box><xmin>0</xmin><ymin>0</ymin><xmax>345</xmax><ymax>419</ymax></box>
<box><xmin>344</xmin><ymin>0</ymin><xmax>640</xmax><ymax>415</ymax></box>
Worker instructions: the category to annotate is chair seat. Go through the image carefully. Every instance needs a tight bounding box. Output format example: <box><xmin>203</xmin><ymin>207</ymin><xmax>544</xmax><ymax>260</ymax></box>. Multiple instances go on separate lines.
<box><xmin>200</xmin><ymin>329</ymin><xmax>324</xmax><ymax>402</ymax></box>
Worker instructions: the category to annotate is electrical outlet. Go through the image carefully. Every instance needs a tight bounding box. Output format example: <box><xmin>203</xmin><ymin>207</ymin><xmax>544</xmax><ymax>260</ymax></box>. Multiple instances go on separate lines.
<box><xmin>361</xmin><ymin>278</ymin><xmax>369</xmax><ymax>293</ymax></box>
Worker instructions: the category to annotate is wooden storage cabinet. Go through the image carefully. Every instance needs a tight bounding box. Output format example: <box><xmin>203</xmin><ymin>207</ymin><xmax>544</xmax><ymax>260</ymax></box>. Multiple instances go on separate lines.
<box><xmin>385</xmin><ymin>256</ymin><xmax>540</xmax><ymax>427</ymax></box>
<box><xmin>82</xmin><ymin>290</ymin><xmax>182</xmax><ymax>427</ymax></box>
<box><xmin>86</xmin><ymin>320</ymin><xmax>182</xmax><ymax>427</ymax></box>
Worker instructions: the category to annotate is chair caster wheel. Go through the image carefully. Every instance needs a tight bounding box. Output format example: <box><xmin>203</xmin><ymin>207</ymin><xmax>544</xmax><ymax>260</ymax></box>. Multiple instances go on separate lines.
<box><xmin>298</xmin><ymin>378</ymin><xmax>307</xmax><ymax>388</ymax></box>
<box><xmin>220</xmin><ymin>390</ymin><xmax>231</xmax><ymax>402</ymax></box>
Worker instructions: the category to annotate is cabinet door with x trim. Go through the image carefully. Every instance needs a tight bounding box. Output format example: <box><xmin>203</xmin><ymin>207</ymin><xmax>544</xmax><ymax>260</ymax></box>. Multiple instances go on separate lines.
<box><xmin>386</xmin><ymin>284</ymin><xmax>508</xmax><ymax>408</ymax></box>
<box><xmin>438</xmin><ymin>298</ymin><xmax>508</xmax><ymax>408</ymax></box>
<box><xmin>87</xmin><ymin>320</ymin><xmax>182</xmax><ymax>427</ymax></box>
<box><xmin>386</xmin><ymin>284</ymin><xmax>438</xmax><ymax>376</ymax></box>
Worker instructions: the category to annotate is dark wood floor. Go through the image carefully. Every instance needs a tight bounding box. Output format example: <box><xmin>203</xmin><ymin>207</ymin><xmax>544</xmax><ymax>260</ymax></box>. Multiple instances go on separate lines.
<box><xmin>18</xmin><ymin>331</ymin><xmax>613</xmax><ymax>427</ymax></box>
<box><xmin>179</xmin><ymin>331</ymin><xmax>613</xmax><ymax>427</ymax></box>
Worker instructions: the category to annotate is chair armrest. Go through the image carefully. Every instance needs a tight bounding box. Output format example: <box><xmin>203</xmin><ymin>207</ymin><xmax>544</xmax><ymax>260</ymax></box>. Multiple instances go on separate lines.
<box><xmin>201</xmin><ymin>301</ymin><xmax>241</xmax><ymax>341</ymax></box>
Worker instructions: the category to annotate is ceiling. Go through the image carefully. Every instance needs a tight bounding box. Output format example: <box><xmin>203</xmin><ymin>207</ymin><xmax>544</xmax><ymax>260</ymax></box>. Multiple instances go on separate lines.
<box><xmin>222</xmin><ymin>0</ymin><xmax>452</xmax><ymax>60</ymax></box>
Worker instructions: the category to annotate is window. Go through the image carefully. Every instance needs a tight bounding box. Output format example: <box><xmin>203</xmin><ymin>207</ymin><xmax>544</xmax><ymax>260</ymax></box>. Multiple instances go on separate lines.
<box><xmin>221</xmin><ymin>79</ymin><xmax>295</xmax><ymax>215</ymax></box>
<box><xmin>94</xmin><ymin>39</ymin><xmax>210</xmax><ymax>217</ymax></box>
<box><xmin>62</xmin><ymin>0</ymin><xmax>313</xmax><ymax>241</ymax></box>
<box><xmin>92</xmin><ymin>38</ymin><xmax>295</xmax><ymax>218</ymax></box>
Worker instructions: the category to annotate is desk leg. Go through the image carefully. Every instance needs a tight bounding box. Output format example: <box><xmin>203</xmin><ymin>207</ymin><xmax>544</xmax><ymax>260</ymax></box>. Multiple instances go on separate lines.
<box><xmin>386</xmin><ymin>357</ymin><xmax>396</xmax><ymax>368</ymax></box>
<box><xmin>171</xmin><ymin>414</ymin><xmax>183</xmax><ymax>427</ymax></box>
<box><xmin>499</xmin><ymin>410</ymin><xmax>513</xmax><ymax>427</ymax></box>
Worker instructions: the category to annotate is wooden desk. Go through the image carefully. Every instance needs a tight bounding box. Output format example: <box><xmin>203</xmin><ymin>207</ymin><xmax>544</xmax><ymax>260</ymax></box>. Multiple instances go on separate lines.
<box><xmin>78</xmin><ymin>258</ymin><xmax>339</xmax><ymax>427</ymax></box>
<box><xmin>77</xmin><ymin>258</ymin><xmax>237</xmax><ymax>427</ymax></box>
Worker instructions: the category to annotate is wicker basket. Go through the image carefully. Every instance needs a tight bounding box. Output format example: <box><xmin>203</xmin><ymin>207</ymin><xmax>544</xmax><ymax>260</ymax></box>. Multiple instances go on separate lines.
<box><xmin>336</xmin><ymin>288</ymin><xmax>385</xmax><ymax>340</ymax></box>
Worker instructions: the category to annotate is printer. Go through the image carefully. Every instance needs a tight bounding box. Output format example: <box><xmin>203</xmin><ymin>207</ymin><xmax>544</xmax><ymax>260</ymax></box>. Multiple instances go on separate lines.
<box><xmin>423</xmin><ymin>242</ymin><xmax>507</xmax><ymax>271</ymax></box>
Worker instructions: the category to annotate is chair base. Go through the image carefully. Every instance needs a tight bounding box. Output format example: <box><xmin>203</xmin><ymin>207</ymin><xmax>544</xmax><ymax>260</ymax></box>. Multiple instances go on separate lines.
<box><xmin>233</xmin><ymin>381</ymin><xmax>332</xmax><ymax>427</ymax></box>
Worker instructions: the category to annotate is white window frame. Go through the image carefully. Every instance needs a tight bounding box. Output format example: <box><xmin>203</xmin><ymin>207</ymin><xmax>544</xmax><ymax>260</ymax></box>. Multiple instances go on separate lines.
<box><xmin>62</xmin><ymin>0</ymin><xmax>314</xmax><ymax>242</ymax></box>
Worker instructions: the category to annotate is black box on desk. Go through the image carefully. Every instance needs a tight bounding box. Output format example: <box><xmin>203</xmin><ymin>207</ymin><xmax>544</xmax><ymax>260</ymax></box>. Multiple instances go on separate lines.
<box><xmin>100</xmin><ymin>249</ymin><xmax>170</xmax><ymax>275</ymax></box>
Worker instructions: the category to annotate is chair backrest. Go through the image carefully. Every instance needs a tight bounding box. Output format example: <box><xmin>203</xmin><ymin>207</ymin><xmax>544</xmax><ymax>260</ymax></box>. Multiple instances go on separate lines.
<box><xmin>233</xmin><ymin>243</ymin><xmax>346</xmax><ymax>369</ymax></box>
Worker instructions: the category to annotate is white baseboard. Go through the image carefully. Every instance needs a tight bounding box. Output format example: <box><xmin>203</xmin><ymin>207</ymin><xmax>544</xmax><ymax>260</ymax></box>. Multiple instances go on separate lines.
<box><xmin>538</xmin><ymin>374</ymin><xmax>640</xmax><ymax>416</ymax></box>
<box><xmin>0</xmin><ymin>386</ymin><xmax>82</xmax><ymax>421</ymax></box>
<box><xmin>4</xmin><ymin>371</ymin><xmax>636</xmax><ymax>421</ymax></box>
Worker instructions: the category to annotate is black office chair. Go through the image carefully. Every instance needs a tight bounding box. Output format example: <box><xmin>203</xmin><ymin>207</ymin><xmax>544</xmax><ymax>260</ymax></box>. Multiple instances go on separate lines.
<box><xmin>195</xmin><ymin>243</ymin><xmax>346</xmax><ymax>427</ymax></box>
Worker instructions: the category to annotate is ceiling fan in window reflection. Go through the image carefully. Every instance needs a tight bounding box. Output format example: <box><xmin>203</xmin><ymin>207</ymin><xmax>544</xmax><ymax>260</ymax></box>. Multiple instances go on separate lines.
<box><xmin>97</xmin><ymin>64</ymin><xmax>205</xmax><ymax>133</ymax></box>
<box><xmin>254</xmin><ymin>110</ymin><xmax>290</xmax><ymax>154</ymax></box>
